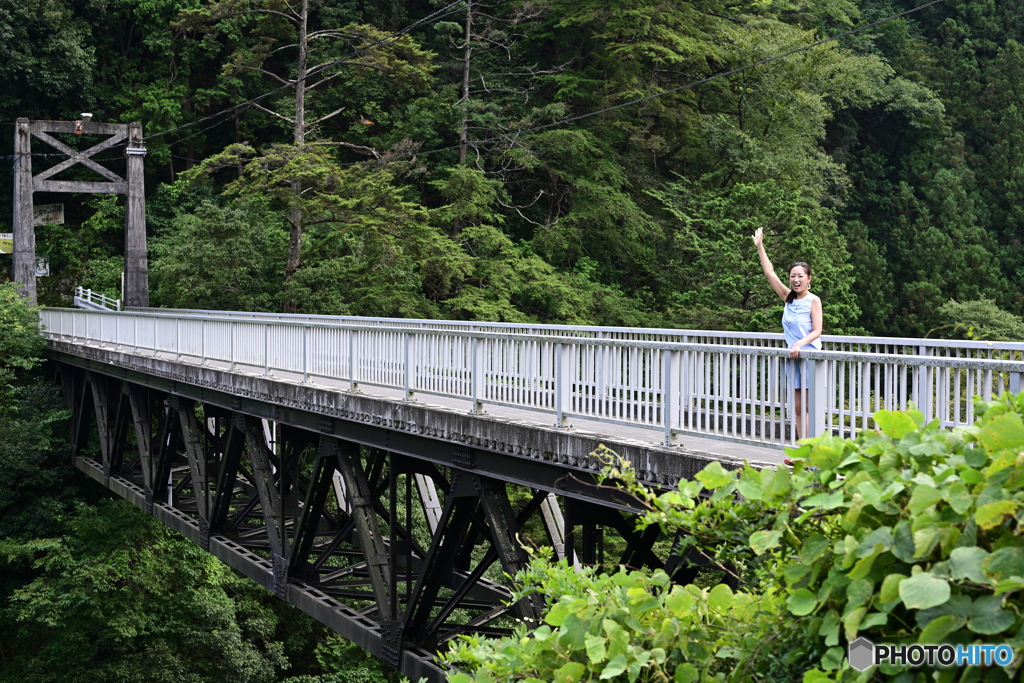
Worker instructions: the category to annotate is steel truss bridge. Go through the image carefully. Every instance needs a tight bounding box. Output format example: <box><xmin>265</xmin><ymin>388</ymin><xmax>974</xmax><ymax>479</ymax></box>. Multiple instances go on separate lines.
<box><xmin>40</xmin><ymin>307</ymin><xmax>1024</xmax><ymax>681</ymax></box>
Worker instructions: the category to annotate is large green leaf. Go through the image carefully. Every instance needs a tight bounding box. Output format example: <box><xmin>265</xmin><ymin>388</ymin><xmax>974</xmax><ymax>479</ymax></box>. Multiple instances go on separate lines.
<box><xmin>800</xmin><ymin>534</ymin><xmax>831</xmax><ymax>565</ymax></box>
<box><xmin>974</xmin><ymin>500</ymin><xmax>1018</xmax><ymax>530</ymax></box>
<box><xmin>708</xmin><ymin>583</ymin><xmax>734</xmax><ymax>612</ymax></box>
<box><xmin>855</xmin><ymin>527</ymin><xmax>893</xmax><ymax>557</ymax></box>
<box><xmin>906</xmin><ymin>485</ymin><xmax>943</xmax><ymax>515</ymax></box>
<box><xmin>736</xmin><ymin>467</ymin><xmax>763</xmax><ymax>500</ymax></box>
<box><xmin>600</xmin><ymin>654</ymin><xmax>628</xmax><ymax>680</ymax></box>
<box><xmin>967</xmin><ymin>596</ymin><xmax>1016</xmax><ymax>635</ymax></box>
<box><xmin>944</xmin><ymin>481</ymin><xmax>974</xmax><ymax>515</ymax></box>
<box><xmin>879</xmin><ymin>574</ymin><xmax>906</xmax><ymax>603</ymax></box>
<box><xmin>949</xmin><ymin>546</ymin><xmax>989</xmax><ymax>584</ymax></box>
<box><xmin>808</xmin><ymin>437</ymin><xmax>849</xmax><ymax>469</ymax></box>
<box><xmin>899</xmin><ymin>573</ymin><xmax>950</xmax><ymax>610</ymax></box>
<box><xmin>787</xmin><ymin>589</ymin><xmax>818</xmax><ymax>616</ymax></box>
<box><xmin>845</xmin><ymin>579</ymin><xmax>873</xmax><ymax>608</ymax></box>
<box><xmin>554</xmin><ymin>661</ymin><xmax>587</xmax><ymax>683</ymax></box>
<box><xmin>695</xmin><ymin>461</ymin><xmax>734</xmax><ymax>489</ymax></box>
<box><xmin>558</xmin><ymin>614</ymin><xmax>590</xmax><ymax>651</ymax></box>
<box><xmin>891</xmin><ymin>521</ymin><xmax>916</xmax><ymax>563</ymax></box>
<box><xmin>801</xmin><ymin>489</ymin><xmax>845</xmax><ymax>510</ymax></box>
<box><xmin>874</xmin><ymin>410</ymin><xmax>918</xmax><ymax>438</ymax></box>
<box><xmin>918</xmin><ymin>614</ymin><xmax>964</xmax><ymax>643</ymax></box>
<box><xmin>585</xmin><ymin>632</ymin><xmax>607</xmax><ymax>664</ymax></box>
<box><xmin>978</xmin><ymin>411</ymin><xmax>1024</xmax><ymax>452</ymax></box>
<box><xmin>982</xmin><ymin>547</ymin><xmax>1024</xmax><ymax>583</ymax></box>
<box><xmin>749</xmin><ymin>530</ymin><xmax>782</xmax><ymax>556</ymax></box>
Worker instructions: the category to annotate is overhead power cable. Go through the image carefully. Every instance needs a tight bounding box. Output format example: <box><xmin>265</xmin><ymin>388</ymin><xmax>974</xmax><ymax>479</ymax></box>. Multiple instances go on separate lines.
<box><xmin>334</xmin><ymin>0</ymin><xmax>948</xmax><ymax>166</ymax></box>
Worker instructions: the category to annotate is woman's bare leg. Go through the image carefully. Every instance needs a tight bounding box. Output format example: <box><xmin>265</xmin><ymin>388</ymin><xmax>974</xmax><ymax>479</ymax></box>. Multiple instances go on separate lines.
<box><xmin>794</xmin><ymin>389</ymin><xmax>806</xmax><ymax>440</ymax></box>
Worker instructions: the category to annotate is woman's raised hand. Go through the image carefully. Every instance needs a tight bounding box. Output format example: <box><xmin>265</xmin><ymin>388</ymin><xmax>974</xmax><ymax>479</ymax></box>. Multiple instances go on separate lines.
<box><xmin>752</xmin><ymin>227</ymin><xmax>764</xmax><ymax>248</ymax></box>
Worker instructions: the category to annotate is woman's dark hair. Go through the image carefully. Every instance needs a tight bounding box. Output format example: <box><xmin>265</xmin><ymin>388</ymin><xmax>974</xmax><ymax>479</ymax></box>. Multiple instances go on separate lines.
<box><xmin>786</xmin><ymin>262</ymin><xmax>811</xmax><ymax>304</ymax></box>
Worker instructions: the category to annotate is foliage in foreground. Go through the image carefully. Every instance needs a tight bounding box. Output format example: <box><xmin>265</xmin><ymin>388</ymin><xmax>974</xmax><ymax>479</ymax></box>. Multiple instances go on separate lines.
<box><xmin>0</xmin><ymin>289</ymin><xmax>389</xmax><ymax>683</ymax></box>
<box><xmin>441</xmin><ymin>392</ymin><xmax>1024</xmax><ymax>682</ymax></box>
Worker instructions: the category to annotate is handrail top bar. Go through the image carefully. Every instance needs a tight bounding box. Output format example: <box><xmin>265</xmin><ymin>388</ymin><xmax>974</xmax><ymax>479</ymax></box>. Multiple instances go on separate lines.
<box><xmin>40</xmin><ymin>308</ymin><xmax>1024</xmax><ymax>370</ymax></box>
<box><xmin>56</xmin><ymin>305</ymin><xmax>1024</xmax><ymax>351</ymax></box>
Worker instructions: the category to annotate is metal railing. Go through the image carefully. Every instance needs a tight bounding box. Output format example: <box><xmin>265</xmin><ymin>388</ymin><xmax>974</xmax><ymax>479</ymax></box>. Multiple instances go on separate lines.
<box><xmin>41</xmin><ymin>308</ymin><xmax>1024</xmax><ymax>450</ymax></box>
<box><xmin>74</xmin><ymin>287</ymin><xmax>121</xmax><ymax>312</ymax></box>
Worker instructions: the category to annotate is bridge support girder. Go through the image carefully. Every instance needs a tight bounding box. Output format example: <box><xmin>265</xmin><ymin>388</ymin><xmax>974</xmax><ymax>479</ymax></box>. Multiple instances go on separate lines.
<box><xmin>53</xmin><ymin>358</ymin><xmax>707</xmax><ymax>682</ymax></box>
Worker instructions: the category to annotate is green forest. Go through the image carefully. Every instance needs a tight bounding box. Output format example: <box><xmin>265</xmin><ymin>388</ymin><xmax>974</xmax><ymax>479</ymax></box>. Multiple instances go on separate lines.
<box><xmin>0</xmin><ymin>0</ymin><xmax>1023</xmax><ymax>335</ymax></box>
<box><xmin>3</xmin><ymin>1</ymin><xmax>1024</xmax><ymax>681</ymax></box>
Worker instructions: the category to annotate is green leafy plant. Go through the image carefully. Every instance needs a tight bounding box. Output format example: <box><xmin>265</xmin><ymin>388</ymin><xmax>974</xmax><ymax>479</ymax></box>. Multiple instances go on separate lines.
<box><xmin>442</xmin><ymin>391</ymin><xmax>1024</xmax><ymax>681</ymax></box>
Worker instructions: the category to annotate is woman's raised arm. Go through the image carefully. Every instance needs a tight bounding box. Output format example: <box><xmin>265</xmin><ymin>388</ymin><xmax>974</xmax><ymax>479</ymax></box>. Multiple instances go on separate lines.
<box><xmin>752</xmin><ymin>227</ymin><xmax>790</xmax><ymax>301</ymax></box>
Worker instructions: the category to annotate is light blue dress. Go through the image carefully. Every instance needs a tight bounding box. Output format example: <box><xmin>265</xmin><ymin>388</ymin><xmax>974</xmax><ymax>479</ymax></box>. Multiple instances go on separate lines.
<box><xmin>782</xmin><ymin>294</ymin><xmax>820</xmax><ymax>388</ymax></box>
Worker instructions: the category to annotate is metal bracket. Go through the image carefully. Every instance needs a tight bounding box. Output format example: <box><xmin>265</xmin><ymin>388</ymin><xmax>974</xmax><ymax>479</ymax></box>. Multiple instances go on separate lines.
<box><xmin>453</xmin><ymin>444</ymin><xmax>475</xmax><ymax>469</ymax></box>
<box><xmin>199</xmin><ymin>518</ymin><xmax>210</xmax><ymax>552</ymax></box>
<box><xmin>381</xmin><ymin>619</ymin><xmax>403</xmax><ymax>669</ymax></box>
<box><xmin>272</xmin><ymin>553</ymin><xmax>288</xmax><ymax>600</ymax></box>
<box><xmin>318</xmin><ymin>415</ymin><xmax>334</xmax><ymax>434</ymax></box>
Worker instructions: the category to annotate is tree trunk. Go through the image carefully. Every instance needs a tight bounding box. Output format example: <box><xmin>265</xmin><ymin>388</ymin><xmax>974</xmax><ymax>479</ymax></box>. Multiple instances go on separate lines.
<box><xmin>459</xmin><ymin>7</ymin><xmax>472</xmax><ymax>165</ymax></box>
<box><xmin>283</xmin><ymin>0</ymin><xmax>309</xmax><ymax>313</ymax></box>
<box><xmin>453</xmin><ymin>5</ymin><xmax>473</xmax><ymax>237</ymax></box>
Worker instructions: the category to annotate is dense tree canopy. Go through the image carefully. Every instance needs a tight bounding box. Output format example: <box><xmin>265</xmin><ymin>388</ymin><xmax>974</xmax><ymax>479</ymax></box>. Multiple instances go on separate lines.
<box><xmin>0</xmin><ymin>0</ymin><xmax>1021</xmax><ymax>336</ymax></box>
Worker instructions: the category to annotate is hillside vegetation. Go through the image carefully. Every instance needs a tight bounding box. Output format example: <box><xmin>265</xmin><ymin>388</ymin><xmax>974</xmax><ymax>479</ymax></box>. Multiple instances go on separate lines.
<box><xmin>0</xmin><ymin>1</ymin><xmax>1022</xmax><ymax>336</ymax></box>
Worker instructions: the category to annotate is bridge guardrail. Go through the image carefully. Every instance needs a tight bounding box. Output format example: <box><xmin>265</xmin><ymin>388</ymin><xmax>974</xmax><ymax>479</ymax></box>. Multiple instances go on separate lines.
<box><xmin>41</xmin><ymin>308</ymin><xmax>1024</xmax><ymax>450</ymax></box>
<box><xmin>74</xmin><ymin>287</ymin><xmax>121</xmax><ymax>312</ymax></box>
<box><xmin>133</xmin><ymin>306</ymin><xmax>1024</xmax><ymax>352</ymax></box>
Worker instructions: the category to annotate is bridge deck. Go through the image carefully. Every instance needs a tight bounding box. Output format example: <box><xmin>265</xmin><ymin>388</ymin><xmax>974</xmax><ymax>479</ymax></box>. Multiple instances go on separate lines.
<box><xmin>48</xmin><ymin>338</ymin><xmax>780</xmax><ymax>490</ymax></box>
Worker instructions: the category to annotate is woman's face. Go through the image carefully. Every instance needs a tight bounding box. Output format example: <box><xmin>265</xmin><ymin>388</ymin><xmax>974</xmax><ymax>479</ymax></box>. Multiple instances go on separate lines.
<box><xmin>789</xmin><ymin>266</ymin><xmax>811</xmax><ymax>295</ymax></box>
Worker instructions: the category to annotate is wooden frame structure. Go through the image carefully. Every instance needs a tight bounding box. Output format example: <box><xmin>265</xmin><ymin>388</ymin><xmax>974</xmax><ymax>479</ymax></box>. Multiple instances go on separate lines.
<box><xmin>13</xmin><ymin>118</ymin><xmax>148</xmax><ymax>306</ymax></box>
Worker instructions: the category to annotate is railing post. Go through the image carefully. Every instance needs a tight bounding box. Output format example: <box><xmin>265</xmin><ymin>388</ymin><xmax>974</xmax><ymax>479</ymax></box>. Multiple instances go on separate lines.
<box><xmin>471</xmin><ymin>336</ymin><xmax>486</xmax><ymax>413</ymax></box>
<box><xmin>555</xmin><ymin>342</ymin><xmax>571</xmax><ymax>428</ymax></box>
<box><xmin>917</xmin><ymin>344</ymin><xmax>932</xmax><ymax>422</ymax></box>
<box><xmin>230</xmin><ymin>322</ymin><xmax>236</xmax><ymax>372</ymax></box>
<box><xmin>201</xmin><ymin>319</ymin><xmax>206</xmax><ymax>366</ymax></box>
<box><xmin>404</xmin><ymin>332</ymin><xmax>415</xmax><ymax>401</ymax></box>
<box><xmin>663</xmin><ymin>348</ymin><xmax>682</xmax><ymax>445</ymax></box>
<box><xmin>263</xmin><ymin>324</ymin><xmax>270</xmax><ymax>377</ymax></box>
<box><xmin>176</xmin><ymin>318</ymin><xmax>181</xmax><ymax>362</ymax></box>
<box><xmin>806</xmin><ymin>358</ymin><xmax>827</xmax><ymax>439</ymax></box>
<box><xmin>133</xmin><ymin>315</ymin><xmax>138</xmax><ymax>354</ymax></box>
<box><xmin>302</xmin><ymin>325</ymin><xmax>309</xmax><ymax>385</ymax></box>
<box><xmin>349</xmin><ymin>329</ymin><xmax>359</xmax><ymax>392</ymax></box>
<box><xmin>1010</xmin><ymin>369</ymin><xmax>1021</xmax><ymax>395</ymax></box>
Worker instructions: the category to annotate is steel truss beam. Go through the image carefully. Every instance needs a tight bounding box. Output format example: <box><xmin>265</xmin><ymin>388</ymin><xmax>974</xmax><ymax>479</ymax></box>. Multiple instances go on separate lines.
<box><xmin>56</xmin><ymin>360</ymin><xmax>704</xmax><ymax>683</ymax></box>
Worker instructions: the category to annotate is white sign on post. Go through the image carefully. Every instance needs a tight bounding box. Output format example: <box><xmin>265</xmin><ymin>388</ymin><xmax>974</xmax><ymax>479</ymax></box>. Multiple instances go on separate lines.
<box><xmin>0</xmin><ymin>233</ymin><xmax>12</xmax><ymax>254</ymax></box>
<box><xmin>33</xmin><ymin>203</ymin><xmax>64</xmax><ymax>226</ymax></box>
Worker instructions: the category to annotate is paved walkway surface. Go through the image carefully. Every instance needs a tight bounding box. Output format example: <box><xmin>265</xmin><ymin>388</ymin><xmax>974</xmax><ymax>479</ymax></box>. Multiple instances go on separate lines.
<box><xmin>80</xmin><ymin>343</ymin><xmax>792</xmax><ymax>467</ymax></box>
<box><xmin>257</xmin><ymin>365</ymin><xmax>791</xmax><ymax>467</ymax></box>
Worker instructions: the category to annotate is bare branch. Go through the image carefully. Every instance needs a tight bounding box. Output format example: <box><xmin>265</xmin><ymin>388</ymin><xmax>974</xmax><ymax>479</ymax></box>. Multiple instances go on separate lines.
<box><xmin>307</xmin><ymin>30</ymin><xmax>360</xmax><ymax>41</ymax></box>
<box><xmin>309</xmin><ymin>141</ymin><xmax>381</xmax><ymax>159</ymax></box>
<box><xmin>238</xmin><ymin>64</ymin><xmax>292</xmax><ymax>85</ymax></box>
<box><xmin>306</xmin><ymin>106</ymin><xmax>348</xmax><ymax>127</ymax></box>
<box><xmin>251</xmin><ymin>102</ymin><xmax>295</xmax><ymax>124</ymax></box>
<box><xmin>305</xmin><ymin>69</ymin><xmax>346</xmax><ymax>90</ymax></box>
<box><xmin>279</xmin><ymin>0</ymin><xmax>302</xmax><ymax>19</ymax></box>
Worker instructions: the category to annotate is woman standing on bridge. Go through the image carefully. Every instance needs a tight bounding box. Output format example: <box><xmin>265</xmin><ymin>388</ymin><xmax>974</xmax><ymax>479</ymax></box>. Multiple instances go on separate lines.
<box><xmin>752</xmin><ymin>227</ymin><xmax>822</xmax><ymax>439</ymax></box>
